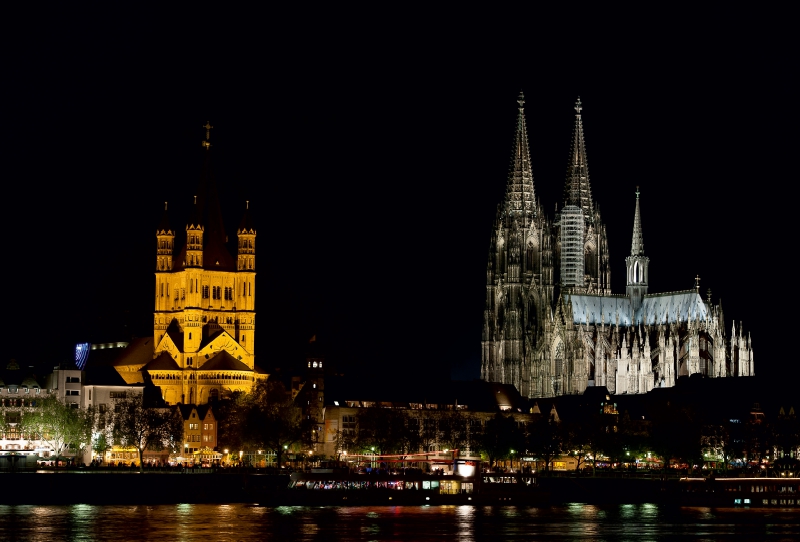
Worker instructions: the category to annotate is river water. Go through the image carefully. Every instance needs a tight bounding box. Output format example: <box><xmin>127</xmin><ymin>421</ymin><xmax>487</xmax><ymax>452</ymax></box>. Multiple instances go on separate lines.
<box><xmin>1</xmin><ymin>503</ymin><xmax>799</xmax><ymax>541</ymax></box>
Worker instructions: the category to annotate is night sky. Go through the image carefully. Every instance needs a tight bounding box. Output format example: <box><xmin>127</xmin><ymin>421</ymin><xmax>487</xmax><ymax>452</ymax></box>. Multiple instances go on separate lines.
<box><xmin>6</xmin><ymin>26</ymin><xmax>795</xmax><ymax>391</ymax></box>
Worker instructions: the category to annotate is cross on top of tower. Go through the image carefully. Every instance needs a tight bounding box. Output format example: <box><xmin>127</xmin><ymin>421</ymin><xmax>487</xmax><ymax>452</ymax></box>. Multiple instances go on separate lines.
<box><xmin>636</xmin><ymin>185</ymin><xmax>640</xmax><ymax>199</ymax></box>
<box><xmin>517</xmin><ymin>91</ymin><xmax>525</xmax><ymax>108</ymax></box>
<box><xmin>695</xmin><ymin>275</ymin><xmax>701</xmax><ymax>291</ymax></box>
<box><xmin>575</xmin><ymin>97</ymin><xmax>582</xmax><ymax>114</ymax></box>
<box><xmin>202</xmin><ymin>121</ymin><xmax>213</xmax><ymax>148</ymax></box>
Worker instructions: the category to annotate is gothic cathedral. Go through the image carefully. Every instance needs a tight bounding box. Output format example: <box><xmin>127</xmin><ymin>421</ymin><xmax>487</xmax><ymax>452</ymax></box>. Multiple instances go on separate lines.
<box><xmin>115</xmin><ymin>124</ymin><xmax>265</xmax><ymax>404</ymax></box>
<box><xmin>481</xmin><ymin>95</ymin><xmax>754</xmax><ymax>398</ymax></box>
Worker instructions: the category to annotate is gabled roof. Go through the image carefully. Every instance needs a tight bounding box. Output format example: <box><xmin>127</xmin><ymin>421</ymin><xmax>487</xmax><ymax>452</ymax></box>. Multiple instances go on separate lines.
<box><xmin>165</xmin><ymin>320</ymin><xmax>184</xmax><ymax>351</ymax></box>
<box><xmin>198</xmin><ymin>329</ymin><xmax>226</xmax><ymax>351</ymax></box>
<box><xmin>199</xmin><ymin>350</ymin><xmax>252</xmax><ymax>372</ymax></box>
<box><xmin>197</xmin><ymin>404</ymin><xmax>214</xmax><ymax>419</ymax></box>
<box><xmin>143</xmin><ymin>351</ymin><xmax>181</xmax><ymax>371</ymax></box>
<box><xmin>178</xmin><ymin>404</ymin><xmax>196</xmax><ymax>420</ymax></box>
<box><xmin>112</xmin><ymin>337</ymin><xmax>155</xmax><ymax>367</ymax></box>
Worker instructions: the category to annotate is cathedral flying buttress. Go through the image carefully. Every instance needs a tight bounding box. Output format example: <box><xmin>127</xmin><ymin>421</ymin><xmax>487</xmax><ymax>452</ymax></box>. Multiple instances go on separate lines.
<box><xmin>481</xmin><ymin>97</ymin><xmax>753</xmax><ymax>398</ymax></box>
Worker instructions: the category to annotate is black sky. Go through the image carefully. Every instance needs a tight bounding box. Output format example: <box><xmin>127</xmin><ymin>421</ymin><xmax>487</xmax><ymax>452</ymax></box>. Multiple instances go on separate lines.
<box><xmin>6</xmin><ymin>21</ymin><xmax>794</xmax><ymax>389</ymax></box>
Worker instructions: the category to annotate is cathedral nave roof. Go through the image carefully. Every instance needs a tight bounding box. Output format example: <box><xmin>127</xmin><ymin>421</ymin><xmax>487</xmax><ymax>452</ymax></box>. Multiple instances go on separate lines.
<box><xmin>568</xmin><ymin>290</ymin><xmax>709</xmax><ymax>327</ymax></box>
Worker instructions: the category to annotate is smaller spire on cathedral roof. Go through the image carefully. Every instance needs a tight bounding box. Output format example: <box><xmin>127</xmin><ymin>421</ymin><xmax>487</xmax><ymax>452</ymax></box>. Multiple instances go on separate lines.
<box><xmin>630</xmin><ymin>187</ymin><xmax>645</xmax><ymax>257</ymax></box>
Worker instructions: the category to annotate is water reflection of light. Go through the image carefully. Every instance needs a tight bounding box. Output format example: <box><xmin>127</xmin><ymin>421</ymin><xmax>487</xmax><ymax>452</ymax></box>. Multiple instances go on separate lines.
<box><xmin>500</xmin><ymin>506</ymin><xmax>519</xmax><ymax>518</ymax></box>
<box><xmin>72</xmin><ymin>504</ymin><xmax>95</xmax><ymax>520</ymax></box>
<box><xmin>640</xmin><ymin>502</ymin><xmax>658</xmax><ymax>519</ymax></box>
<box><xmin>456</xmin><ymin>505</ymin><xmax>475</xmax><ymax>542</ymax></box>
<box><xmin>619</xmin><ymin>503</ymin><xmax>635</xmax><ymax>519</ymax></box>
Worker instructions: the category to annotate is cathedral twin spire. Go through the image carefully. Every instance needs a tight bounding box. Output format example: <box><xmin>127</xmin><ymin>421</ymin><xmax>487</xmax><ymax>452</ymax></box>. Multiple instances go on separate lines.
<box><xmin>564</xmin><ymin>98</ymin><xmax>594</xmax><ymax>220</ymax></box>
<box><xmin>504</xmin><ymin>91</ymin><xmax>538</xmax><ymax>223</ymax></box>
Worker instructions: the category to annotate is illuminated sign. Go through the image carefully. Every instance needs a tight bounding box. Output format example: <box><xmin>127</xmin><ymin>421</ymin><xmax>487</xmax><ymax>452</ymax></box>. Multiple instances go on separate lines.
<box><xmin>75</xmin><ymin>343</ymin><xmax>90</xmax><ymax>370</ymax></box>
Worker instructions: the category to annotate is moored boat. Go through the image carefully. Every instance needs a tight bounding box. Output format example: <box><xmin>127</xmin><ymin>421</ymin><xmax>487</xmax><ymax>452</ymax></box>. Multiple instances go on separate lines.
<box><xmin>676</xmin><ymin>476</ymin><xmax>800</xmax><ymax>507</ymax></box>
<box><xmin>247</xmin><ymin>459</ymin><xmax>548</xmax><ymax>506</ymax></box>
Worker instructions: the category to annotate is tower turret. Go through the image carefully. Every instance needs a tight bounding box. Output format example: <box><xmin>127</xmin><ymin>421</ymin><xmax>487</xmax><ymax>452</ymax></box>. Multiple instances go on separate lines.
<box><xmin>156</xmin><ymin>202</ymin><xmax>174</xmax><ymax>272</ymax></box>
<box><xmin>186</xmin><ymin>195</ymin><xmax>204</xmax><ymax>269</ymax></box>
<box><xmin>626</xmin><ymin>187</ymin><xmax>649</xmax><ymax>316</ymax></box>
<box><xmin>237</xmin><ymin>201</ymin><xmax>256</xmax><ymax>272</ymax></box>
<box><xmin>236</xmin><ymin>201</ymin><xmax>256</xmax><ymax>350</ymax></box>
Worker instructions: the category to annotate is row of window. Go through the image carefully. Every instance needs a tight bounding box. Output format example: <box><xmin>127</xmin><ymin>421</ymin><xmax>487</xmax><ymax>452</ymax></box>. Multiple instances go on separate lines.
<box><xmin>159</xmin><ymin>282</ymin><xmax>253</xmax><ymax>299</ymax></box>
<box><xmin>1</xmin><ymin>388</ymin><xmax>42</xmax><ymax>395</ymax></box>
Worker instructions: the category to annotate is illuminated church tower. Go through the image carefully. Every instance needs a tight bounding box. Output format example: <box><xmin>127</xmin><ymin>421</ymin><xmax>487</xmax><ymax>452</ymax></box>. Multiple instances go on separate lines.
<box><xmin>481</xmin><ymin>93</ymin><xmax>554</xmax><ymax>397</ymax></box>
<box><xmin>117</xmin><ymin>123</ymin><xmax>264</xmax><ymax>404</ymax></box>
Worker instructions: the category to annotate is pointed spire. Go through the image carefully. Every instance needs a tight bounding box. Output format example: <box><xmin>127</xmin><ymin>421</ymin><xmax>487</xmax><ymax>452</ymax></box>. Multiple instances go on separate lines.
<box><xmin>504</xmin><ymin>91</ymin><xmax>537</xmax><ymax>221</ymax></box>
<box><xmin>564</xmin><ymin>97</ymin><xmax>594</xmax><ymax>218</ymax></box>
<box><xmin>202</xmin><ymin>121</ymin><xmax>213</xmax><ymax>149</ymax></box>
<box><xmin>238</xmin><ymin>200</ymin><xmax>256</xmax><ymax>233</ymax></box>
<box><xmin>630</xmin><ymin>186</ymin><xmax>644</xmax><ymax>256</ymax></box>
<box><xmin>157</xmin><ymin>201</ymin><xmax>171</xmax><ymax>234</ymax></box>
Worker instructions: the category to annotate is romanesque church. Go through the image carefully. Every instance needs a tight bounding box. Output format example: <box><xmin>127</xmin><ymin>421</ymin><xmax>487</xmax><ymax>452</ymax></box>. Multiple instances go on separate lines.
<box><xmin>481</xmin><ymin>95</ymin><xmax>754</xmax><ymax>398</ymax></box>
<box><xmin>113</xmin><ymin>124</ymin><xmax>266</xmax><ymax>404</ymax></box>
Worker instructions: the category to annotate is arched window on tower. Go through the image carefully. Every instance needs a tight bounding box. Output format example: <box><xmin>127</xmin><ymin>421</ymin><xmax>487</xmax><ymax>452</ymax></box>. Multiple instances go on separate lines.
<box><xmin>526</xmin><ymin>241</ymin><xmax>535</xmax><ymax>273</ymax></box>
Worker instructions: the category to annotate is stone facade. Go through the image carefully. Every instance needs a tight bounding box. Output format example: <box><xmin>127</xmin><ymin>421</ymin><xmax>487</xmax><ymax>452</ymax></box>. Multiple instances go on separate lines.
<box><xmin>114</xmin><ymin>128</ymin><xmax>265</xmax><ymax>404</ymax></box>
<box><xmin>481</xmin><ymin>96</ymin><xmax>753</xmax><ymax>398</ymax></box>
